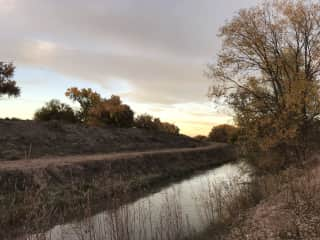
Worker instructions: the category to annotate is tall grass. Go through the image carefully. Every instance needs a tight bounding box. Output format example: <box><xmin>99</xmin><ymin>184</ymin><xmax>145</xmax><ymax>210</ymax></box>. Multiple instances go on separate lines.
<box><xmin>21</xmin><ymin>164</ymin><xmax>249</xmax><ymax>240</ymax></box>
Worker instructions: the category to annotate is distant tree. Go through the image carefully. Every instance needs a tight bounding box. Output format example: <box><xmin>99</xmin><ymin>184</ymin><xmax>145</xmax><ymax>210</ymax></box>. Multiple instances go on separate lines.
<box><xmin>194</xmin><ymin>135</ymin><xmax>208</xmax><ymax>142</ymax></box>
<box><xmin>135</xmin><ymin>114</ymin><xmax>180</xmax><ymax>135</ymax></box>
<box><xmin>208</xmin><ymin>124</ymin><xmax>238</xmax><ymax>143</ymax></box>
<box><xmin>159</xmin><ymin>122</ymin><xmax>180</xmax><ymax>135</ymax></box>
<box><xmin>135</xmin><ymin>114</ymin><xmax>159</xmax><ymax>130</ymax></box>
<box><xmin>65</xmin><ymin>87</ymin><xmax>102</xmax><ymax>122</ymax></box>
<box><xmin>88</xmin><ymin>95</ymin><xmax>134</xmax><ymax>127</ymax></box>
<box><xmin>0</xmin><ymin>62</ymin><xmax>20</xmax><ymax>98</ymax></box>
<box><xmin>34</xmin><ymin>99</ymin><xmax>77</xmax><ymax>123</ymax></box>
<box><xmin>66</xmin><ymin>87</ymin><xmax>135</xmax><ymax>127</ymax></box>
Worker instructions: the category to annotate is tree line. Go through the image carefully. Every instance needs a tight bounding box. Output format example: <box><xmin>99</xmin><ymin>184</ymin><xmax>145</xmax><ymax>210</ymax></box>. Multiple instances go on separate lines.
<box><xmin>0</xmin><ymin>65</ymin><xmax>179</xmax><ymax>135</ymax></box>
<box><xmin>36</xmin><ymin>87</ymin><xmax>180</xmax><ymax>135</ymax></box>
<box><xmin>194</xmin><ymin>124</ymin><xmax>239</xmax><ymax>144</ymax></box>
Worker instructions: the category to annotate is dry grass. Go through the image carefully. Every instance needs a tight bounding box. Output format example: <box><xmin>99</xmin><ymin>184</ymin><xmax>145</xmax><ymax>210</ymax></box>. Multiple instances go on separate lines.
<box><xmin>21</xmin><ymin>188</ymin><xmax>198</xmax><ymax>240</ymax></box>
<box><xmin>213</xmin><ymin>160</ymin><xmax>320</xmax><ymax>240</ymax></box>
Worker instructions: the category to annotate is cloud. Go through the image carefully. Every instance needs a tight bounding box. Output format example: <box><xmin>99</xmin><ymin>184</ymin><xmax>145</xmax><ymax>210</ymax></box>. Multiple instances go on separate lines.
<box><xmin>1</xmin><ymin>38</ymin><xmax>211</xmax><ymax>103</ymax></box>
<box><xmin>0</xmin><ymin>0</ymin><xmax>259</xmax><ymax>135</ymax></box>
<box><xmin>0</xmin><ymin>0</ymin><xmax>259</xmax><ymax>104</ymax></box>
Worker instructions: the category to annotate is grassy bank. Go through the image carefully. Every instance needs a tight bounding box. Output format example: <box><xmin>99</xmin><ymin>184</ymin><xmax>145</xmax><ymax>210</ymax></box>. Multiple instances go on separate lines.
<box><xmin>193</xmin><ymin>157</ymin><xmax>320</xmax><ymax>240</ymax></box>
<box><xmin>0</xmin><ymin>119</ymin><xmax>201</xmax><ymax>161</ymax></box>
<box><xmin>0</xmin><ymin>144</ymin><xmax>236</xmax><ymax>239</ymax></box>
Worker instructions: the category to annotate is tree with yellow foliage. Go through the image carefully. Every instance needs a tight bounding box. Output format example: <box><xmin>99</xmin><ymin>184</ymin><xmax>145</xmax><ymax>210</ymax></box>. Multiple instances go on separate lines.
<box><xmin>65</xmin><ymin>87</ymin><xmax>102</xmax><ymax>122</ymax></box>
<box><xmin>66</xmin><ymin>87</ymin><xmax>134</xmax><ymax>127</ymax></box>
<box><xmin>208</xmin><ymin>0</ymin><xmax>320</xmax><ymax>164</ymax></box>
<box><xmin>88</xmin><ymin>95</ymin><xmax>134</xmax><ymax>127</ymax></box>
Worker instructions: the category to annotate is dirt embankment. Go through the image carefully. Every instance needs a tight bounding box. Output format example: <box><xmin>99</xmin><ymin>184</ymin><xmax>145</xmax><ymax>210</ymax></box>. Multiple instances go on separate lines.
<box><xmin>0</xmin><ymin>143</ymin><xmax>236</xmax><ymax>193</ymax></box>
<box><xmin>0</xmin><ymin>119</ymin><xmax>202</xmax><ymax>161</ymax></box>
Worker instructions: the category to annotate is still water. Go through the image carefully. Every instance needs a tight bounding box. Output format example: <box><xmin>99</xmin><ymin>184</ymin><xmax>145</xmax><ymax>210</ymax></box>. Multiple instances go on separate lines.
<box><xmin>31</xmin><ymin>162</ymin><xmax>249</xmax><ymax>240</ymax></box>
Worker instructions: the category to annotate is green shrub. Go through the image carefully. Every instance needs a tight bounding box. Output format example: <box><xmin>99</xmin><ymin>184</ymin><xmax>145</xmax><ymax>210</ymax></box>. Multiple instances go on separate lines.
<box><xmin>34</xmin><ymin>99</ymin><xmax>77</xmax><ymax>123</ymax></box>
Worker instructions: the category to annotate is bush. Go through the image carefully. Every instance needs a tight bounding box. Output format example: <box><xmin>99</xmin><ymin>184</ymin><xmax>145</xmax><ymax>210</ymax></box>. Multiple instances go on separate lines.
<box><xmin>65</xmin><ymin>87</ymin><xmax>102</xmax><ymax>123</ymax></box>
<box><xmin>88</xmin><ymin>95</ymin><xmax>134</xmax><ymax>128</ymax></box>
<box><xmin>134</xmin><ymin>114</ymin><xmax>158</xmax><ymax>130</ymax></box>
<box><xmin>0</xmin><ymin>62</ymin><xmax>20</xmax><ymax>97</ymax></box>
<box><xmin>34</xmin><ymin>99</ymin><xmax>77</xmax><ymax>123</ymax></box>
<box><xmin>194</xmin><ymin>135</ymin><xmax>208</xmax><ymax>141</ymax></box>
<box><xmin>135</xmin><ymin>114</ymin><xmax>179</xmax><ymax>135</ymax></box>
<box><xmin>208</xmin><ymin>124</ymin><xmax>239</xmax><ymax>143</ymax></box>
<box><xmin>159</xmin><ymin>122</ymin><xmax>179</xmax><ymax>135</ymax></box>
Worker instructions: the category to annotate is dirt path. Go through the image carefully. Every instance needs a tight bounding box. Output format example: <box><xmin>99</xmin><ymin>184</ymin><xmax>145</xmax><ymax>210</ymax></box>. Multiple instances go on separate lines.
<box><xmin>0</xmin><ymin>143</ymin><xmax>226</xmax><ymax>171</ymax></box>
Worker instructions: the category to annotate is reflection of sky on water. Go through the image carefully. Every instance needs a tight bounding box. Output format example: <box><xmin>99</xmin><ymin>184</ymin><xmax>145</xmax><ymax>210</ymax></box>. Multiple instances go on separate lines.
<box><xmin>30</xmin><ymin>162</ymin><xmax>249</xmax><ymax>240</ymax></box>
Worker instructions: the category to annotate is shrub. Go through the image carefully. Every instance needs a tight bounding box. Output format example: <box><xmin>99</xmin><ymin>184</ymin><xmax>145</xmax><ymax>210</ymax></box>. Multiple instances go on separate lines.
<box><xmin>134</xmin><ymin>114</ymin><xmax>158</xmax><ymax>130</ymax></box>
<box><xmin>208</xmin><ymin>124</ymin><xmax>239</xmax><ymax>143</ymax></box>
<box><xmin>88</xmin><ymin>95</ymin><xmax>134</xmax><ymax>128</ymax></box>
<box><xmin>135</xmin><ymin>114</ymin><xmax>179</xmax><ymax>135</ymax></box>
<box><xmin>65</xmin><ymin>87</ymin><xmax>135</xmax><ymax>128</ymax></box>
<box><xmin>34</xmin><ymin>99</ymin><xmax>77</xmax><ymax>123</ymax></box>
<box><xmin>65</xmin><ymin>87</ymin><xmax>102</xmax><ymax>123</ymax></box>
<box><xmin>0</xmin><ymin>62</ymin><xmax>20</xmax><ymax>98</ymax></box>
<box><xmin>194</xmin><ymin>135</ymin><xmax>208</xmax><ymax>141</ymax></box>
<box><xmin>159</xmin><ymin>122</ymin><xmax>179</xmax><ymax>135</ymax></box>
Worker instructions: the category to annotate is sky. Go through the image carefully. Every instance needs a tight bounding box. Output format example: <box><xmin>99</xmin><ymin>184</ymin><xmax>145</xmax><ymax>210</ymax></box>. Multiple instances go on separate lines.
<box><xmin>0</xmin><ymin>0</ymin><xmax>260</xmax><ymax>136</ymax></box>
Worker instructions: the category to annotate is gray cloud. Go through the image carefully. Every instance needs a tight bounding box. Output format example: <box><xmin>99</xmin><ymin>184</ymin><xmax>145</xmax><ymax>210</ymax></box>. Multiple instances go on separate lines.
<box><xmin>0</xmin><ymin>0</ymin><xmax>259</xmax><ymax>104</ymax></box>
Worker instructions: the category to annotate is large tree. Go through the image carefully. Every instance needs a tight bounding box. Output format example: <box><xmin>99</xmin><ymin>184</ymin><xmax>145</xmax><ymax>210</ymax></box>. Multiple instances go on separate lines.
<box><xmin>0</xmin><ymin>62</ymin><xmax>20</xmax><ymax>97</ymax></box>
<box><xmin>208</xmin><ymin>0</ymin><xmax>320</xmax><ymax>162</ymax></box>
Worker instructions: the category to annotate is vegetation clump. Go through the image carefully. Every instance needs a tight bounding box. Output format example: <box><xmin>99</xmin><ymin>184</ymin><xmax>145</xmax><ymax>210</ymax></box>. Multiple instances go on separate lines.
<box><xmin>0</xmin><ymin>62</ymin><xmax>20</xmax><ymax>98</ymax></box>
<box><xmin>88</xmin><ymin>95</ymin><xmax>134</xmax><ymax>127</ymax></box>
<box><xmin>208</xmin><ymin>124</ymin><xmax>238</xmax><ymax>143</ymax></box>
<box><xmin>135</xmin><ymin>114</ymin><xmax>180</xmax><ymax>135</ymax></box>
<box><xmin>34</xmin><ymin>87</ymin><xmax>178</xmax><ymax>132</ymax></box>
<box><xmin>193</xmin><ymin>135</ymin><xmax>208</xmax><ymax>142</ymax></box>
<box><xmin>34</xmin><ymin>99</ymin><xmax>77</xmax><ymax>123</ymax></box>
<box><xmin>65</xmin><ymin>87</ymin><xmax>102</xmax><ymax>123</ymax></box>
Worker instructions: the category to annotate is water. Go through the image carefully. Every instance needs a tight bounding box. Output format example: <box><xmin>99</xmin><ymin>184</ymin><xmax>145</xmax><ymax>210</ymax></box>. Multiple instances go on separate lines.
<box><xmin>31</xmin><ymin>162</ymin><xmax>249</xmax><ymax>240</ymax></box>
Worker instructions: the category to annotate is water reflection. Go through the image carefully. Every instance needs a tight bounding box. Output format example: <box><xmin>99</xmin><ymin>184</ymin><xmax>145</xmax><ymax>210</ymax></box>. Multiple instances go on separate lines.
<box><xmin>30</xmin><ymin>162</ymin><xmax>249</xmax><ymax>240</ymax></box>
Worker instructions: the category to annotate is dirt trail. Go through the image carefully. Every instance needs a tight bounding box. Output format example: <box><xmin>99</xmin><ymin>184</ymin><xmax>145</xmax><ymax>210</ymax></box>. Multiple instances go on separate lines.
<box><xmin>0</xmin><ymin>143</ymin><xmax>226</xmax><ymax>171</ymax></box>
